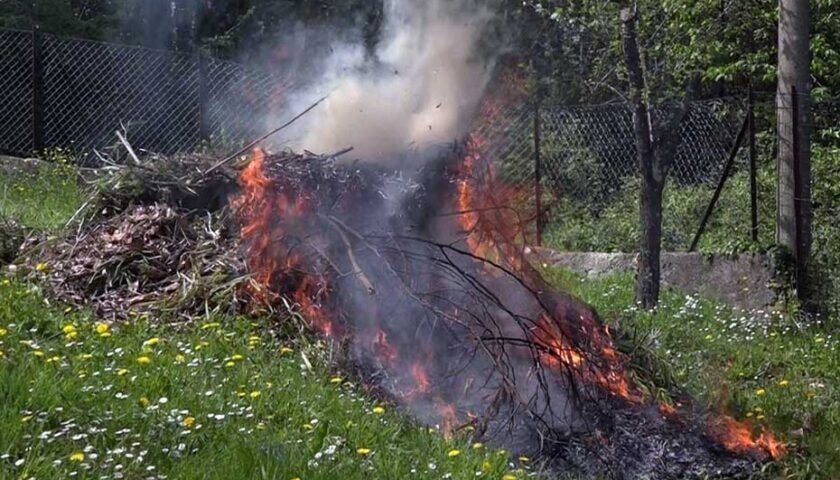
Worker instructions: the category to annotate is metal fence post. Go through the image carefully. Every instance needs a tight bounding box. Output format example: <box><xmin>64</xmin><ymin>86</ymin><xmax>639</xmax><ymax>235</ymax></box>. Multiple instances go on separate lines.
<box><xmin>688</xmin><ymin>112</ymin><xmax>750</xmax><ymax>252</ymax></box>
<box><xmin>534</xmin><ymin>98</ymin><xmax>543</xmax><ymax>246</ymax></box>
<box><xmin>748</xmin><ymin>85</ymin><xmax>758</xmax><ymax>242</ymax></box>
<box><xmin>198</xmin><ymin>52</ymin><xmax>210</xmax><ymax>142</ymax></box>
<box><xmin>791</xmin><ymin>85</ymin><xmax>805</xmax><ymax>297</ymax></box>
<box><xmin>32</xmin><ymin>29</ymin><xmax>44</xmax><ymax>152</ymax></box>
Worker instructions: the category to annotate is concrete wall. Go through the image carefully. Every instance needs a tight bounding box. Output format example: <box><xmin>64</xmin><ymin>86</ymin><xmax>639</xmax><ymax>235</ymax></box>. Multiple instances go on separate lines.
<box><xmin>529</xmin><ymin>248</ymin><xmax>777</xmax><ymax>311</ymax></box>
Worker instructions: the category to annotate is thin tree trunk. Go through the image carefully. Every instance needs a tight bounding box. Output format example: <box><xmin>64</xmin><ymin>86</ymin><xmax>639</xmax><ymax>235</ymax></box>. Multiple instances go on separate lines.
<box><xmin>777</xmin><ymin>0</ymin><xmax>811</xmax><ymax>298</ymax></box>
<box><xmin>621</xmin><ymin>7</ymin><xmax>660</xmax><ymax>309</ymax></box>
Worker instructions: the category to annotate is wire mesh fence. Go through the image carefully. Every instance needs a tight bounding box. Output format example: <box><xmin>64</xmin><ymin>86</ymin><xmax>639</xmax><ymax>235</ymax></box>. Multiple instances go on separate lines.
<box><xmin>0</xmin><ymin>30</ymin><xmax>34</xmax><ymax>155</ymax></box>
<box><xmin>0</xmin><ymin>29</ymin><xmax>288</xmax><ymax>159</ymax></box>
<box><xmin>474</xmin><ymin>97</ymin><xmax>752</xmax><ymax>251</ymax></box>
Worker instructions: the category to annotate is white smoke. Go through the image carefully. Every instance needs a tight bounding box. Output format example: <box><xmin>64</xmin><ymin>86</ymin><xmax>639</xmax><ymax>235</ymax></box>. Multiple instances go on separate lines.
<box><xmin>290</xmin><ymin>0</ymin><xmax>497</xmax><ymax>159</ymax></box>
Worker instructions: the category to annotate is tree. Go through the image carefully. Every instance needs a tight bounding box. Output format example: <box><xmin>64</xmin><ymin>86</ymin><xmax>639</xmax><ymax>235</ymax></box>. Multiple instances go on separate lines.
<box><xmin>776</xmin><ymin>0</ymin><xmax>812</xmax><ymax>300</ymax></box>
<box><xmin>620</xmin><ymin>6</ymin><xmax>694</xmax><ymax>308</ymax></box>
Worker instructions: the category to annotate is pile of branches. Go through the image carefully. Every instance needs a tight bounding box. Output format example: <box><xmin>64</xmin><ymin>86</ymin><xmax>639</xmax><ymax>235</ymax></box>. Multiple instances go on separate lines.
<box><xmin>24</xmin><ymin>204</ymin><xmax>244</xmax><ymax>321</ymax></box>
<box><xmin>16</xmin><ymin>148</ymin><xmax>249</xmax><ymax>322</ymax></box>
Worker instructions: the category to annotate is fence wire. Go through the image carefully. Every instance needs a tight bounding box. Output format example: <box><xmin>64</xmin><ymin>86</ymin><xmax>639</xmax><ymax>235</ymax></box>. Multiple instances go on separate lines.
<box><xmin>0</xmin><ymin>29</ymin><xmax>289</xmax><ymax>159</ymax></box>
<box><xmin>0</xmin><ymin>30</ymin><xmax>33</xmax><ymax>155</ymax></box>
<box><xmin>475</xmin><ymin>97</ymin><xmax>750</xmax><ymax>250</ymax></box>
<box><xmin>42</xmin><ymin>35</ymin><xmax>201</xmax><ymax>156</ymax></box>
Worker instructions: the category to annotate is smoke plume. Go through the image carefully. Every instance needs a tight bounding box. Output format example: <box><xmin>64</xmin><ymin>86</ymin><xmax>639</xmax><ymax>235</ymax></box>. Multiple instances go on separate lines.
<box><xmin>292</xmin><ymin>0</ymin><xmax>498</xmax><ymax>159</ymax></box>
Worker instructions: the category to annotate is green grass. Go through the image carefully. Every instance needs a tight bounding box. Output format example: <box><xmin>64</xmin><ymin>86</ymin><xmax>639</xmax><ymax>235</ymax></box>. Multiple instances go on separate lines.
<box><xmin>0</xmin><ymin>280</ymin><xmax>521</xmax><ymax>480</ymax></box>
<box><xmin>0</xmin><ymin>156</ymin><xmax>85</xmax><ymax>230</ymax></box>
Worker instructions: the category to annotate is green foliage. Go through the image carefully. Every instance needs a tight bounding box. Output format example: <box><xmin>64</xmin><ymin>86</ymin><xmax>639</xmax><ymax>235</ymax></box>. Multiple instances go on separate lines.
<box><xmin>521</xmin><ymin>0</ymin><xmax>840</xmax><ymax>100</ymax></box>
<box><xmin>0</xmin><ymin>0</ymin><xmax>118</xmax><ymax>39</ymax></box>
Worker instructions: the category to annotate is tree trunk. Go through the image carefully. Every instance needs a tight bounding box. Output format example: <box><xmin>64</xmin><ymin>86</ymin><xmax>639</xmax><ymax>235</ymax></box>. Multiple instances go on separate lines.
<box><xmin>777</xmin><ymin>0</ymin><xmax>811</xmax><ymax>298</ymax></box>
<box><xmin>621</xmin><ymin>7</ymin><xmax>661</xmax><ymax>309</ymax></box>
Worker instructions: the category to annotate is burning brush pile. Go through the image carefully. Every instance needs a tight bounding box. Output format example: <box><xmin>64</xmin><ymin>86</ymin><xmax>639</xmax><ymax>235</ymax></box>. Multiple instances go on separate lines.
<box><xmin>231</xmin><ymin>143</ymin><xmax>784</xmax><ymax>478</ymax></box>
<box><xmin>12</xmin><ymin>137</ymin><xmax>783</xmax><ymax>479</ymax></box>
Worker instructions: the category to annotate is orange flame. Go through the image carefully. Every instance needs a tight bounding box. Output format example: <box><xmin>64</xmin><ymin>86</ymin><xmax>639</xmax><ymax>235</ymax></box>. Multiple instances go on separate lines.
<box><xmin>708</xmin><ymin>415</ymin><xmax>786</xmax><ymax>460</ymax></box>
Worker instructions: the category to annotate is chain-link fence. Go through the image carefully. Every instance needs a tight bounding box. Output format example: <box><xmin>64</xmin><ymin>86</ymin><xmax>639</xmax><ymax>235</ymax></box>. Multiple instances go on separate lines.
<box><xmin>0</xmin><ymin>28</ymin><xmax>288</xmax><ymax>158</ymax></box>
<box><xmin>474</xmin><ymin>97</ymin><xmax>752</xmax><ymax>251</ymax></box>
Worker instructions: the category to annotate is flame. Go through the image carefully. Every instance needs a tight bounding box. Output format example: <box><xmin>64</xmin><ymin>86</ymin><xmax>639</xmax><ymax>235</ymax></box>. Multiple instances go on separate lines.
<box><xmin>233</xmin><ymin>149</ymin><xmax>333</xmax><ymax>336</ymax></box>
<box><xmin>410</xmin><ymin>362</ymin><xmax>431</xmax><ymax>397</ymax></box>
<box><xmin>439</xmin><ymin>402</ymin><xmax>458</xmax><ymax>438</ymax></box>
<box><xmin>708</xmin><ymin>415</ymin><xmax>786</xmax><ymax>460</ymax></box>
<box><xmin>531</xmin><ymin>314</ymin><xmax>643</xmax><ymax>403</ymax></box>
<box><xmin>373</xmin><ymin>329</ymin><xmax>399</xmax><ymax>364</ymax></box>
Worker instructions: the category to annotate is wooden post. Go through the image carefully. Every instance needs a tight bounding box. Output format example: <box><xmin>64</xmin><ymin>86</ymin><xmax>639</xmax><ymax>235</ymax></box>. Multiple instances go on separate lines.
<box><xmin>748</xmin><ymin>86</ymin><xmax>758</xmax><ymax>242</ymax></box>
<box><xmin>534</xmin><ymin>98</ymin><xmax>543</xmax><ymax>246</ymax></box>
<box><xmin>32</xmin><ymin>29</ymin><xmax>44</xmax><ymax>153</ymax></box>
<box><xmin>197</xmin><ymin>52</ymin><xmax>210</xmax><ymax>142</ymax></box>
<box><xmin>689</xmin><ymin>112</ymin><xmax>749</xmax><ymax>252</ymax></box>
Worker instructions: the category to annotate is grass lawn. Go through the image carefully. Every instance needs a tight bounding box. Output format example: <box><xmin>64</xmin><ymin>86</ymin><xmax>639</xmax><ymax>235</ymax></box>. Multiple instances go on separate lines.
<box><xmin>1</xmin><ymin>160</ymin><xmax>839</xmax><ymax>479</ymax></box>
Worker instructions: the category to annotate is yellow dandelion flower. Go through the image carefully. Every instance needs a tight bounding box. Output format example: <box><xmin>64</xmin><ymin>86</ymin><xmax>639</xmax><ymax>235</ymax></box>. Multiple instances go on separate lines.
<box><xmin>183</xmin><ymin>416</ymin><xmax>195</xmax><ymax>428</ymax></box>
<box><xmin>778</xmin><ymin>380</ymin><xmax>789</xmax><ymax>386</ymax></box>
<box><xmin>69</xmin><ymin>452</ymin><xmax>85</xmax><ymax>462</ymax></box>
<box><xmin>280</xmin><ymin>347</ymin><xmax>294</xmax><ymax>355</ymax></box>
<box><xmin>143</xmin><ymin>337</ymin><xmax>160</xmax><ymax>347</ymax></box>
<box><xmin>330</xmin><ymin>376</ymin><xmax>343</xmax><ymax>384</ymax></box>
<box><xmin>33</xmin><ymin>350</ymin><xmax>44</xmax><ymax>357</ymax></box>
<box><xmin>746</xmin><ymin>412</ymin><xmax>754</xmax><ymax>417</ymax></box>
<box><xmin>225</xmin><ymin>361</ymin><xmax>236</xmax><ymax>367</ymax></box>
<box><xmin>175</xmin><ymin>354</ymin><xmax>186</xmax><ymax>363</ymax></box>
<box><xmin>447</xmin><ymin>449</ymin><xmax>461</xmax><ymax>458</ymax></box>
<box><xmin>482</xmin><ymin>460</ymin><xmax>492</xmax><ymax>472</ymax></box>
<box><xmin>99</xmin><ymin>331</ymin><xmax>112</xmax><ymax>338</ymax></box>
<box><xmin>46</xmin><ymin>355</ymin><xmax>61</xmax><ymax>363</ymax></box>
<box><xmin>502</xmin><ymin>475</ymin><xmax>517</xmax><ymax>480</ymax></box>
<box><xmin>0</xmin><ymin>350</ymin><xmax>5</xmax><ymax>358</ymax></box>
<box><xmin>116</xmin><ymin>368</ymin><xmax>129</xmax><ymax>376</ymax></box>
<box><xmin>372</xmin><ymin>406</ymin><xmax>385</xmax><ymax>415</ymax></box>
<box><xmin>472</xmin><ymin>442</ymin><xmax>484</xmax><ymax>450</ymax></box>
<box><xmin>136</xmin><ymin>356</ymin><xmax>152</xmax><ymax>365</ymax></box>
<box><xmin>291</xmin><ymin>478</ymin><xmax>301</xmax><ymax>480</ymax></box>
<box><xmin>356</xmin><ymin>448</ymin><xmax>372</xmax><ymax>456</ymax></box>
<box><xmin>0</xmin><ymin>327</ymin><xmax>7</xmax><ymax>337</ymax></box>
<box><xmin>302</xmin><ymin>424</ymin><xmax>314</xmax><ymax>431</ymax></box>
<box><xmin>62</xmin><ymin>324</ymin><xmax>77</xmax><ymax>334</ymax></box>
<box><xmin>80</xmin><ymin>353</ymin><xmax>94</xmax><ymax>360</ymax></box>
<box><xmin>139</xmin><ymin>396</ymin><xmax>150</xmax><ymax>408</ymax></box>
<box><xmin>95</xmin><ymin>323</ymin><xmax>109</xmax><ymax>335</ymax></box>
<box><xmin>231</xmin><ymin>354</ymin><xmax>245</xmax><ymax>361</ymax></box>
<box><xmin>497</xmin><ymin>449</ymin><xmax>507</xmax><ymax>456</ymax></box>
<box><xmin>756</xmin><ymin>414</ymin><xmax>766</xmax><ymax>420</ymax></box>
<box><xmin>518</xmin><ymin>456</ymin><xmax>530</xmax><ymax>463</ymax></box>
<box><xmin>249</xmin><ymin>390</ymin><xmax>261</xmax><ymax>399</ymax></box>
<box><xmin>755</xmin><ymin>388</ymin><xmax>766</xmax><ymax>396</ymax></box>
<box><xmin>65</xmin><ymin>331</ymin><xmax>78</xmax><ymax>340</ymax></box>
<box><xmin>35</xmin><ymin>262</ymin><xmax>49</xmax><ymax>273</ymax></box>
<box><xmin>21</xmin><ymin>415</ymin><xmax>33</xmax><ymax>423</ymax></box>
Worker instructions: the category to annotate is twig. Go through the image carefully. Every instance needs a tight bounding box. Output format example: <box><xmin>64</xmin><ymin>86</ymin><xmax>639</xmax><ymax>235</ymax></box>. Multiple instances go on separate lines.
<box><xmin>115</xmin><ymin>130</ymin><xmax>141</xmax><ymax>165</ymax></box>
<box><xmin>203</xmin><ymin>95</ymin><xmax>328</xmax><ymax>176</ymax></box>
<box><xmin>319</xmin><ymin>215</ymin><xmax>376</xmax><ymax>295</ymax></box>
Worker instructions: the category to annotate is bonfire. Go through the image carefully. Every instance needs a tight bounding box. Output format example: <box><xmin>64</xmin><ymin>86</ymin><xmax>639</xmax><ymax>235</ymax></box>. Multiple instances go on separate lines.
<box><xmin>14</xmin><ymin>91</ymin><xmax>784</xmax><ymax>480</ymax></box>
